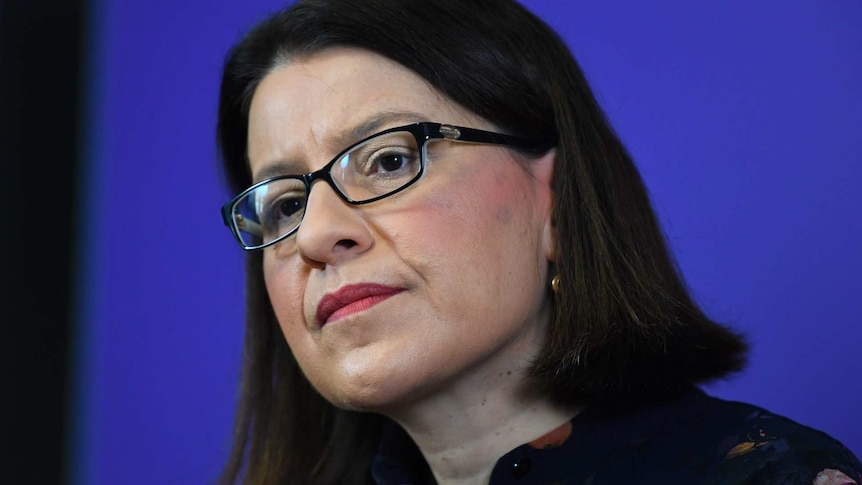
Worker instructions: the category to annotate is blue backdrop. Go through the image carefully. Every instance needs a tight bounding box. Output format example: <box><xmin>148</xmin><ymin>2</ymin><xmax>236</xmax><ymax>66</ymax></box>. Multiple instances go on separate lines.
<box><xmin>71</xmin><ymin>1</ymin><xmax>861</xmax><ymax>483</ymax></box>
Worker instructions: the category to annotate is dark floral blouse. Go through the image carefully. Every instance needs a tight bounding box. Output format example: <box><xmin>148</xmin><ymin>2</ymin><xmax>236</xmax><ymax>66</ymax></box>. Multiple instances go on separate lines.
<box><xmin>372</xmin><ymin>388</ymin><xmax>861</xmax><ymax>484</ymax></box>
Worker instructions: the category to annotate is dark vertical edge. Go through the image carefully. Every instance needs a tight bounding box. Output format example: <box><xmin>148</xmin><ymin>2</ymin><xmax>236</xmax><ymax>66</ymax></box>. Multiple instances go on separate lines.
<box><xmin>0</xmin><ymin>0</ymin><xmax>87</xmax><ymax>483</ymax></box>
<box><xmin>65</xmin><ymin>0</ymin><xmax>99</xmax><ymax>482</ymax></box>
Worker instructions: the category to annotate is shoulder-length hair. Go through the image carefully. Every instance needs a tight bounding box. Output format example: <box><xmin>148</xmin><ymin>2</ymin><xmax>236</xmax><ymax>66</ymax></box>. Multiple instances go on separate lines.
<box><xmin>216</xmin><ymin>0</ymin><xmax>748</xmax><ymax>483</ymax></box>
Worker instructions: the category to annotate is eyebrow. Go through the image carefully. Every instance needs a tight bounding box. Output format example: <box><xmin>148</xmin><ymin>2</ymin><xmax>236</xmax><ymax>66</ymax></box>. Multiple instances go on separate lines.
<box><xmin>333</xmin><ymin>110</ymin><xmax>426</xmax><ymax>148</ymax></box>
<box><xmin>251</xmin><ymin>110</ymin><xmax>428</xmax><ymax>183</ymax></box>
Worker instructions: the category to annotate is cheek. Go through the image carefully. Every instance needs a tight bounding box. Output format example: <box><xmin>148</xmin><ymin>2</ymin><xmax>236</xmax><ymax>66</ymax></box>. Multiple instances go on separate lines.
<box><xmin>388</xmin><ymin>163</ymin><xmax>544</xmax><ymax>312</ymax></box>
<box><xmin>410</xmin><ymin>167</ymin><xmax>536</xmax><ymax>258</ymax></box>
<box><xmin>264</xmin><ymin>257</ymin><xmax>339</xmax><ymax>389</ymax></box>
<box><xmin>263</xmin><ymin>254</ymin><xmax>309</xmax><ymax>340</ymax></box>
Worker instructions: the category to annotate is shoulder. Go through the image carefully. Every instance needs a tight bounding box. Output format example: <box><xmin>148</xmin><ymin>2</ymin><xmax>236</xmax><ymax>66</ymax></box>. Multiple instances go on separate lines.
<box><xmin>691</xmin><ymin>393</ymin><xmax>862</xmax><ymax>485</ymax></box>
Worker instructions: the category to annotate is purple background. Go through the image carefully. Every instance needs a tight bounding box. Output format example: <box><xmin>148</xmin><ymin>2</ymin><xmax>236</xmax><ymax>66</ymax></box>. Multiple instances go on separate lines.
<box><xmin>71</xmin><ymin>1</ymin><xmax>861</xmax><ymax>483</ymax></box>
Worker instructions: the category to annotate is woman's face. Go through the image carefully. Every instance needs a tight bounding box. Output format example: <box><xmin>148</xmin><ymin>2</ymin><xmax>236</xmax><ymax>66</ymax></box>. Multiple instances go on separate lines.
<box><xmin>247</xmin><ymin>47</ymin><xmax>556</xmax><ymax>412</ymax></box>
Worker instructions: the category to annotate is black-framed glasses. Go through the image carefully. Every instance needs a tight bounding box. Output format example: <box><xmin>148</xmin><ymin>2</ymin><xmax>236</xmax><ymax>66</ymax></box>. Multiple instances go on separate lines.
<box><xmin>221</xmin><ymin>122</ymin><xmax>555</xmax><ymax>251</ymax></box>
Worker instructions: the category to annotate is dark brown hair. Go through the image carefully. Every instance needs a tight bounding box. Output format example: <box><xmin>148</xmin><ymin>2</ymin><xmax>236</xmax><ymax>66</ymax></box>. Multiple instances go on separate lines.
<box><xmin>216</xmin><ymin>0</ymin><xmax>748</xmax><ymax>483</ymax></box>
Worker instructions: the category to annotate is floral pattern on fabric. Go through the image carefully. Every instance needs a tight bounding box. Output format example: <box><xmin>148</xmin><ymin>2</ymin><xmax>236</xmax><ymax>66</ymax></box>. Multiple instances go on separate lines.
<box><xmin>723</xmin><ymin>426</ymin><xmax>779</xmax><ymax>459</ymax></box>
<box><xmin>813</xmin><ymin>468</ymin><xmax>858</xmax><ymax>485</ymax></box>
<box><xmin>372</xmin><ymin>388</ymin><xmax>862</xmax><ymax>485</ymax></box>
<box><xmin>528</xmin><ymin>421</ymin><xmax>573</xmax><ymax>450</ymax></box>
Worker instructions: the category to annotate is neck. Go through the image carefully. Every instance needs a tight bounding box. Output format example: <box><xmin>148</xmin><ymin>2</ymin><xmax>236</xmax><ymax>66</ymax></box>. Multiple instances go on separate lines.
<box><xmin>384</xmin><ymin>368</ymin><xmax>577</xmax><ymax>485</ymax></box>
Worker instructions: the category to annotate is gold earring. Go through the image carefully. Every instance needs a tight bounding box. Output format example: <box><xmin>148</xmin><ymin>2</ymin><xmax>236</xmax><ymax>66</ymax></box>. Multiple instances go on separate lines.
<box><xmin>551</xmin><ymin>274</ymin><xmax>561</xmax><ymax>293</ymax></box>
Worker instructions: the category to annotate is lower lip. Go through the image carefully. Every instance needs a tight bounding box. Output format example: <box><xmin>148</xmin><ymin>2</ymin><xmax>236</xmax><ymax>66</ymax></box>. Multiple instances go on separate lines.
<box><xmin>325</xmin><ymin>291</ymin><xmax>402</xmax><ymax>325</ymax></box>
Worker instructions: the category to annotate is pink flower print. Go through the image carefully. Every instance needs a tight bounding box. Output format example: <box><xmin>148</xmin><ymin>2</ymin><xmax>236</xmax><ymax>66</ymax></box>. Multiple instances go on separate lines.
<box><xmin>812</xmin><ymin>468</ymin><xmax>858</xmax><ymax>485</ymax></box>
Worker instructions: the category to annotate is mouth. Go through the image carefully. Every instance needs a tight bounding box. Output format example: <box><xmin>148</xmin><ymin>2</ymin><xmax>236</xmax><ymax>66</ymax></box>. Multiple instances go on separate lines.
<box><xmin>316</xmin><ymin>283</ymin><xmax>405</xmax><ymax>326</ymax></box>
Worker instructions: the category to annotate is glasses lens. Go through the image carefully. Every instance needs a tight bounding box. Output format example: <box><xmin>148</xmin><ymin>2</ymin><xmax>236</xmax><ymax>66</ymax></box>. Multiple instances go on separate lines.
<box><xmin>232</xmin><ymin>177</ymin><xmax>307</xmax><ymax>248</ymax></box>
<box><xmin>331</xmin><ymin>129</ymin><xmax>423</xmax><ymax>201</ymax></box>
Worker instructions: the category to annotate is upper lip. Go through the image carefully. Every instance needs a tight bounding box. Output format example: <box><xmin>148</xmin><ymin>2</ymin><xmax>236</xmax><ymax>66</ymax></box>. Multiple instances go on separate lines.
<box><xmin>316</xmin><ymin>283</ymin><xmax>404</xmax><ymax>326</ymax></box>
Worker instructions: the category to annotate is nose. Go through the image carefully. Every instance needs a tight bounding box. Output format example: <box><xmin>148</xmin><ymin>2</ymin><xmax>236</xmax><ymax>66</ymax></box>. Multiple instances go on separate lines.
<box><xmin>294</xmin><ymin>179</ymin><xmax>373</xmax><ymax>267</ymax></box>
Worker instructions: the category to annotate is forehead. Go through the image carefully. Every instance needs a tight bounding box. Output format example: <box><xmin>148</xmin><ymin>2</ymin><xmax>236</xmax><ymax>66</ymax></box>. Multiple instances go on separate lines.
<box><xmin>247</xmin><ymin>47</ymin><xmax>473</xmax><ymax>178</ymax></box>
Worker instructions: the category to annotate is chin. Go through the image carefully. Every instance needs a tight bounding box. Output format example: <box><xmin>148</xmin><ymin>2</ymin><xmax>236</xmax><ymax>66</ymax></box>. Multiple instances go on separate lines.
<box><xmin>299</xmin><ymin>339</ymin><xmax>430</xmax><ymax>411</ymax></box>
<box><xmin>319</xmin><ymin>376</ymin><xmax>416</xmax><ymax>413</ymax></box>
<box><xmin>313</xmin><ymin>361</ymin><xmax>436</xmax><ymax>414</ymax></box>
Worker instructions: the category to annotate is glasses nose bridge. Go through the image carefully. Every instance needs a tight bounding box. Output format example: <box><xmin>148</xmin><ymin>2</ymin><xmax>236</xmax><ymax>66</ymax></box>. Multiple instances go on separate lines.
<box><xmin>303</xmin><ymin>164</ymin><xmax>350</xmax><ymax>204</ymax></box>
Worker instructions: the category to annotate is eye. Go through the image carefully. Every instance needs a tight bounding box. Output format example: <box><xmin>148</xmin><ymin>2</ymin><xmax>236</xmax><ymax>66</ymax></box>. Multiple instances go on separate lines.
<box><xmin>260</xmin><ymin>192</ymin><xmax>306</xmax><ymax>234</ymax></box>
<box><xmin>335</xmin><ymin>132</ymin><xmax>423</xmax><ymax>198</ymax></box>
<box><xmin>364</xmin><ymin>148</ymin><xmax>419</xmax><ymax>177</ymax></box>
<box><xmin>375</xmin><ymin>153</ymin><xmax>410</xmax><ymax>173</ymax></box>
<box><xmin>275</xmin><ymin>196</ymin><xmax>304</xmax><ymax>218</ymax></box>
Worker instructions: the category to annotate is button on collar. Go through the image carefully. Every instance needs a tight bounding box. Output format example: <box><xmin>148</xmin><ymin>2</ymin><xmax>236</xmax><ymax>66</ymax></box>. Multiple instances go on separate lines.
<box><xmin>512</xmin><ymin>455</ymin><xmax>532</xmax><ymax>478</ymax></box>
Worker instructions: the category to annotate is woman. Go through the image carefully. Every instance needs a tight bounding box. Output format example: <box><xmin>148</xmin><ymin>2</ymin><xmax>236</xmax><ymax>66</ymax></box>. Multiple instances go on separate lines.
<box><xmin>216</xmin><ymin>0</ymin><xmax>861</xmax><ymax>483</ymax></box>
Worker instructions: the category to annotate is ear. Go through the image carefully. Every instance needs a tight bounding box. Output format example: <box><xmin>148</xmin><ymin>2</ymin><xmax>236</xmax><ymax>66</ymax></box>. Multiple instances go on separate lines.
<box><xmin>543</xmin><ymin>213</ymin><xmax>556</xmax><ymax>263</ymax></box>
<box><xmin>530</xmin><ymin>148</ymin><xmax>557</xmax><ymax>263</ymax></box>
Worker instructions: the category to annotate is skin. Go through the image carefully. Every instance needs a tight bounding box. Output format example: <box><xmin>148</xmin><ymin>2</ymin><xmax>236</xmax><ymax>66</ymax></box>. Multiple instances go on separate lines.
<box><xmin>247</xmin><ymin>47</ymin><xmax>574</xmax><ymax>484</ymax></box>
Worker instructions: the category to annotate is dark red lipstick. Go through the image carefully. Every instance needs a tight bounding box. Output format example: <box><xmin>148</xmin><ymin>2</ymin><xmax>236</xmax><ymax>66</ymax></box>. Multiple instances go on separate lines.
<box><xmin>316</xmin><ymin>284</ymin><xmax>404</xmax><ymax>326</ymax></box>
